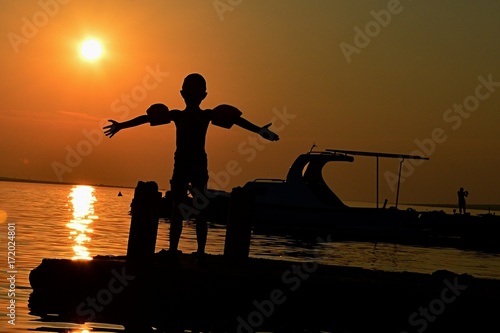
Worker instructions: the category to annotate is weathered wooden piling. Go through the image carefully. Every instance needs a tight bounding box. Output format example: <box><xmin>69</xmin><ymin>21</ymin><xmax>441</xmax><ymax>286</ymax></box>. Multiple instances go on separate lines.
<box><xmin>123</xmin><ymin>181</ymin><xmax>163</xmax><ymax>330</ymax></box>
<box><xmin>224</xmin><ymin>186</ymin><xmax>254</xmax><ymax>260</ymax></box>
<box><xmin>126</xmin><ymin>180</ymin><xmax>162</xmax><ymax>273</ymax></box>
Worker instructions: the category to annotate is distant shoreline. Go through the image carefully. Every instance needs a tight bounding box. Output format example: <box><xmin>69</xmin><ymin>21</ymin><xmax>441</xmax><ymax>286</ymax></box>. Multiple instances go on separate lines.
<box><xmin>405</xmin><ymin>203</ymin><xmax>500</xmax><ymax>213</ymax></box>
<box><xmin>0</xmin><ymin>176</ymin><xmax>134</xmax><ymax>190</ymax></box>
<box><xmin>2</xmin><ymin>177</ymin><xmax>498</xmax><ymax>211</ymax></box>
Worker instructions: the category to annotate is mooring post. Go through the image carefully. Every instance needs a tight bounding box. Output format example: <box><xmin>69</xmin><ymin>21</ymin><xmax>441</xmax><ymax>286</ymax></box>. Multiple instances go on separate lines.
<box><xmin>126</xmin><ymin>180</ymin><xmax>162</xmax><ymax>273</ymax></box>
<box><xmin>224</xmin><ymin>186</ymin><xmax>254</xmax><ymax>260</ymax></box>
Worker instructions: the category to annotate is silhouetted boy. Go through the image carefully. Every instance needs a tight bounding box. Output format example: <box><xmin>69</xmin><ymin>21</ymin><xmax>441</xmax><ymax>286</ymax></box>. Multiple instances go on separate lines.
<box><xmin>103</xmin><ymin>73</ymin><xmax>279</xmax><ymax>259</ymax></box>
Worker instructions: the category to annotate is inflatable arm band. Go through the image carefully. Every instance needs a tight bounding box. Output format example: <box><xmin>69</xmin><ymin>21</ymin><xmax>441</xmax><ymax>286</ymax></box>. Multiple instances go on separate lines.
<box><xmin>146</xmin><ymin>104</ymin><xmax>171</xmax><ymax>126</ymax></box>
<box><xmin>211</xmin><ymin>104</ymin><xmax>242</xmax><ymax>129</ymax></box>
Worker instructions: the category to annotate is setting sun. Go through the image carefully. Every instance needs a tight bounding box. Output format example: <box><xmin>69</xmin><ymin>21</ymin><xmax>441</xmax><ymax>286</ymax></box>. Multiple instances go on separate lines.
<box><xmin>80</xmin><ymin>39</ymin><xmax>103</xmax><ymax>61</ymax></box>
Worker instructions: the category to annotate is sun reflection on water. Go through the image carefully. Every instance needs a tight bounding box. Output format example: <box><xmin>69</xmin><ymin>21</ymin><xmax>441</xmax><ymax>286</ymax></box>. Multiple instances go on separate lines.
<box><xmin>67</xmin><ymin>185</ymin><xmax>97</xmax><ymax>260</ymax></box>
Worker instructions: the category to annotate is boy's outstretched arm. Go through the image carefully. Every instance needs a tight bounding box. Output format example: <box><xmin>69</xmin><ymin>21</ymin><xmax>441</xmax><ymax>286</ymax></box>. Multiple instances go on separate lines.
<box><xmin>103</xmin><ymin>115</ymin><xmax>149</xmax><ymax>138</ymax></box>
<box><xmin>234</xmin><ymin>117</ymin><xmax>279</xmax><ymax>141</ymax></box>
<box><xmin>210</xmin><ymin>104</ymin><xmax>278</xmax><ymax>141</ymax></box>
<box><xmin>103</xmin><ymin>103</ymin><xmax>170</xmax><ymax>138</ymax></box>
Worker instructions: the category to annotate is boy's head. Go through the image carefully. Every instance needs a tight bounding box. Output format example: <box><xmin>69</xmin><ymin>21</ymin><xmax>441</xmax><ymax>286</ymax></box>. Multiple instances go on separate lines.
<box><xmin>181</xmin><ymin>73</ymin><xmax>207</xmax><ymax>105</ymax></box>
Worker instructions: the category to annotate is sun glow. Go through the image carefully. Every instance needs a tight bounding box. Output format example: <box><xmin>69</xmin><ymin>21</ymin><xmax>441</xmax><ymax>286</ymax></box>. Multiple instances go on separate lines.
<box><xmin>80</xmin><ymin>39</ymin><xmax>104</xmax><ymax>61</ymax></box>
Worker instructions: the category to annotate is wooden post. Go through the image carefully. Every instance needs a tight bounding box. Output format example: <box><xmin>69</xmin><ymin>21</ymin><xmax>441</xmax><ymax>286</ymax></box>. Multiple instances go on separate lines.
<box><xmin>224</xmin><ymin>187</ymin><xmax>254</xmax><ymax>260</ymax></box>
<box><xmin>126</xmin><ymin>180</ymin><xmax>161</xmax><ymax>273</ymax></box>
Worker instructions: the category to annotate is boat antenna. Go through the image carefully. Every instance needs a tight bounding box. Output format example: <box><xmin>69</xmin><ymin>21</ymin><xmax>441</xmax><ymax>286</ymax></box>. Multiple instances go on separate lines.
<box><xmin>308</xmin><ymin>143</ymin><xmax>317</xmax><ymax>154</ymax></box>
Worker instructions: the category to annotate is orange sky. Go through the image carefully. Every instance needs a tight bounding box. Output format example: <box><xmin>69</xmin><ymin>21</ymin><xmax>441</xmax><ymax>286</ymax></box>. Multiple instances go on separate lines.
<box><xmin>1</xmin><ymin>0</ymin><xmax>499</xmax><ymax>205</ymax></box>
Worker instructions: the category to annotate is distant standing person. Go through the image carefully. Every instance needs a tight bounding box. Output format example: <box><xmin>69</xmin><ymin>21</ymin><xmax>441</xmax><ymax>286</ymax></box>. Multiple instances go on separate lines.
<box><xmin>103</xmin><ymin>73</ymin><xmax>279</xmax><ymax>261</ymax></box>
<box><xmin>457</xmin><ymin>187</ymin><xmax>469</xmax><ymax>214</ymax></box>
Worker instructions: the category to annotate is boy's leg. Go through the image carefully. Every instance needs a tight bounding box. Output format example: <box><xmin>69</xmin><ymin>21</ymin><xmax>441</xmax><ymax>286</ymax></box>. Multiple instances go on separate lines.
<box><xmin>192</xmin><ymin>182</ymin><xmax>208</xmax><ymax>254</ymax></box>
<box><xmin>169</xmin><ymin>179</ymin><xmax>189</xmax><ymax>252</ymax></box>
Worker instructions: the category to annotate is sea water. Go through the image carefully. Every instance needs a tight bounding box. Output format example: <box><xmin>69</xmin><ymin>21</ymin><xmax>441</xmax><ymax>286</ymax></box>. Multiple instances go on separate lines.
<box><xmin>0</xmin><ymin>180</ymin><xmax>499</xmax><ymax>333</ymax></box>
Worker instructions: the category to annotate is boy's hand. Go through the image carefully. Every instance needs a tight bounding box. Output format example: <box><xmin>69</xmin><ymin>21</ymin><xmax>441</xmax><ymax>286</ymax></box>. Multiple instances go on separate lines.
<box><xmin>103</xmin><ymin>120</ymin><xmax>122</xmax><ymax>138</ymax></box>
<box><xmin>259</xmin><ymin>123</ymin><xmax>279</xmax><ymax>141</ymax></box>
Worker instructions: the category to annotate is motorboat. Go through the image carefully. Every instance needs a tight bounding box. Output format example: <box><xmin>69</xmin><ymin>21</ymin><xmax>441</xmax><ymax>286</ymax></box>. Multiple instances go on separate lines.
<box><xmin>236</xmin><ymin>149</ymin><xmax>437</xmax><ymax>243</ymax></box>
<box><xmin>242</xmin><ymin>150</ymin><xmax>411</xmax><ymax>234</ymax></box>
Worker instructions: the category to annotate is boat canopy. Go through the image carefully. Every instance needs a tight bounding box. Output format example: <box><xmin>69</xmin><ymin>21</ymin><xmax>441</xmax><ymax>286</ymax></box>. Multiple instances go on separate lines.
<box><xmin>327</xmin><ymin>149</ymin><xmax>429</xmax><ymax>208</ymax></box>
<box><xmin>285</xmin><ymin>151</ymin><xmax>354</xmax><ymax>207</ymax></box>
<box><xmin>286</xmin><ymin>151</ymin><xmax>354</xmax><ymax>184</ymax></box>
